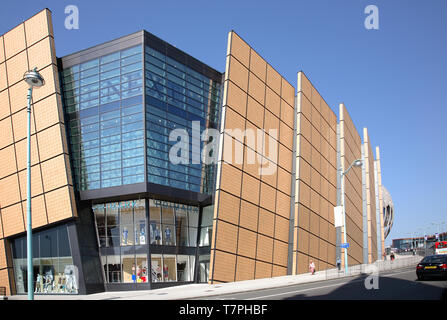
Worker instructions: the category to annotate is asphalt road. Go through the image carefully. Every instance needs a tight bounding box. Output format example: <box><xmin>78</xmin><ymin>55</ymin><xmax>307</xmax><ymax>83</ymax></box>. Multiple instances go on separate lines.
<box><xmin>199</xmin><ymin>266</ymin><xmax>447</xmax><ymax>300</ymax></box>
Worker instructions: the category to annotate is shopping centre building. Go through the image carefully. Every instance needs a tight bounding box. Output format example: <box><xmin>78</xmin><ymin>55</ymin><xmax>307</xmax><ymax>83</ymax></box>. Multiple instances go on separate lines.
<box><xmin>0</xmin><ymin>9</ymin><xmax>393</xmax><ymax>295</ymax></box>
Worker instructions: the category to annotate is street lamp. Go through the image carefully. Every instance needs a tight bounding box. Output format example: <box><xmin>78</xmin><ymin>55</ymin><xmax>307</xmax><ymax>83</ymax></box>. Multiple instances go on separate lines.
<box><xmin>440</xmin><ymin>222</ymin><xmax>446</xmax><ymax>241</ymax></box>
<box><xmin>340</xmin><ymin>158</ymin><xmax>363</xmax><ymax>274</ymax></box>
<box><xmin>23</xmin><ymin>68</ymin><xmax>45</xmax><ymax>301</ymax></box>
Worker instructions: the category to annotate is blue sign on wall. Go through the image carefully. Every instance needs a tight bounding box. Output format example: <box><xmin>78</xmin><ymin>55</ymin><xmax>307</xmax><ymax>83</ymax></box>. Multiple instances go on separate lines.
<box><xmin>340</xmin><ymin>243</ymin><xmax>350</xmax><ymax>249</ymax></box>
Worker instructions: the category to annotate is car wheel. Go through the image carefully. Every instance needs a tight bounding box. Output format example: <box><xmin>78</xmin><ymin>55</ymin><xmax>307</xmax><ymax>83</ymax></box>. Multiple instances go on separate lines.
<box><xmin>417</xmin><ymin>274</ymin><xmax>424</xmax><ymax>281</ymax></box>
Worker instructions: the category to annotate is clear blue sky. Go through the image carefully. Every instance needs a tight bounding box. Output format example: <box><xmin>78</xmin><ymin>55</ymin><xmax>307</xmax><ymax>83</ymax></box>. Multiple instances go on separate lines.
<box><xmin>2</xmin><ymin>0</ymin><xmax>446</xmax><ymax>244</ymax></box>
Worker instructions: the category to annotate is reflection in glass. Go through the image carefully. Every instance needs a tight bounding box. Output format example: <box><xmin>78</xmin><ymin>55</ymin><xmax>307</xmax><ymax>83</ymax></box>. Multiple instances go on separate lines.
<box><xmin>120</xmin><ymin>204</ymin><xmax>134</xmax><ymax>246</ymax></box>
<box><xmin>149</xmin><ymin>202</ymin><xmax>162</xmax><ymax>245</ymax></box>
<box><xmin>62</xmin><ymin>45</ymin><xmax>143</xmax><ymax>191</ymax></box>
<box><xmin>163</xmin><ymin>255</ymin><xmax>177</xmax><ymax>282</ymax></box>
<box><xmin>122</xmin><ymin>252</ymin><xmax>135</xmax><ymax>283</ymax></box>
<box><xmin>106</xmin><ymin>255</ymin><xmax>121</xmax><ymax>283</ymax></box>
<box><xmin>188</xmin><ymin>227</ymin><xmax>197</xmax><ymax>247</ymax></box>
<box><xmin>199</xmin><ymin>255</ymin><xmax>210</xmax><ymax>283</ymax></box>
<box><xmin>199</xmin><ymin>205</ymin><xmax>213</xmax><ymax>246</ymax></box>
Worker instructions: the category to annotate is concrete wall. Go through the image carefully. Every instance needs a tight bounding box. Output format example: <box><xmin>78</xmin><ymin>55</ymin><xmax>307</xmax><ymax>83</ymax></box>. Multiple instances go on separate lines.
<box><xmin>0</xmin><ymin>9</ymin><xmax>77</xmax><ymax>295</ymax></box>
<box><xmin>209</xmin><ymin>31</ymin><xmax>295</xmax><ymax>283</ymax></box>
<box><xmin>339</xmin><ymin>104</ymin><xmax>363</xmax><ymax>267</ymax></box>
<box><xmin>292</xmin><ymin>72</ymin><xmax>337</xmax><ymax>274</ymax></box>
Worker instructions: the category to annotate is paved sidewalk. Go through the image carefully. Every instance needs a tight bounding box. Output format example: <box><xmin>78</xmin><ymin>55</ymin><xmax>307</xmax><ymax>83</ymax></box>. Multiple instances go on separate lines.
<box><xmin>8</xmin><ymin>270</ymin><xmax>341</xmax><ymax>300</ymax></box>
<box><xmin>8</xmin><ymin>256</ymin><xmax>420</xmax><ymax>300</ymax></box>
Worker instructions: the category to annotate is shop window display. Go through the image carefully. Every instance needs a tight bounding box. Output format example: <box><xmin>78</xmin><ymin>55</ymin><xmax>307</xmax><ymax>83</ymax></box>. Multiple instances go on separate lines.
<box><xmin>102</xmin><ymin>252</ymin><xmax>148</xmax><ymax>284</ymax></box>
<box><xmin>151</xmin><ymin>254</ymin><xmax>195</xmax><ymax>283</ymax></box>
<box><xmin>11</xmin><ymin>224</ymin><xmax>78</xmax><ymax>294</ymax></box>
<box><xmin>136</xmin><ymin>254</ymin><xmax>148</xmax><ymax>283</ymax></box>
<box><xmin>135</xmin><ymin>206</ymin><xmax>147</xmax><ymax>245</ymax></box>
<box><xmin>93</xmin><ymin>199</ymin><xmax>146</xmax><ymax>248</ymax></box>
<box><xmin>177</xmin><ymin>255</ymin><xmax>195</xmax><ymax>281</ymax></box>
<box><xmin>104</xmin><ymin>254</ymin><xmax>121</xmax><ymax>283</ymax></box>
<box><xmin>93</xmin><ymin>199</ymin><xmax>202</xmax><ymax>284</ymax></box>
<box><xmin>149</xmin><ymin>206</ymin><xmax>162</xmax><ymax>245</ymax></box>
<box><xmin>163</xmin><ymin>254</ymin><xmax>177</xmax><ymax>281</ymax></box>
<box><xmin>151</xmin><ymin>254</ymin><xmax>163</xmax><ymax>282</ymax></box>
<box><xmin>149</xmin><ymin>200</ymin><xmax>199</xmax><ymax>247</ymax></box>
<box><xmin>94</xmin><ymin>200</ymin><xmax>149</xmax><ymax>284</ymax></box>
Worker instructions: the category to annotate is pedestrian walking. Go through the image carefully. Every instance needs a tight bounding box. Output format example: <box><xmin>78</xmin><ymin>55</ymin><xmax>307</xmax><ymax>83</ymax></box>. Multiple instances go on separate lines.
<box><xmin>309</xmin><ymin>261</ymin><xmax>315</xmax><ymax>275</ymax></box>
<box><xmin>336</xmin><ymin>258</ymin><xmax>341</xmax><ymax>271</ymax></box>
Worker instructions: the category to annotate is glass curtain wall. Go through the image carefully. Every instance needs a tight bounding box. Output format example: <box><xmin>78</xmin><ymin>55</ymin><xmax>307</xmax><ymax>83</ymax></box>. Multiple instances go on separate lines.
<box><xmin>93</xmin><ymin>200</ymin><xmax>148</xmax><ymax>283</ymax></box>
<box><xmin>94</xmin><ymin>199</ymin><xmax>200</xmax><ymax>284</ymax></box>
<box><xmin>61</xmin><ymin>45</ymin><xmax>145</xmax><ymax>191</ymax></box>
<box><xmin>144</xmin><ymin>45</ymin><xmax>222</xmax><ymax>194</ymax></box>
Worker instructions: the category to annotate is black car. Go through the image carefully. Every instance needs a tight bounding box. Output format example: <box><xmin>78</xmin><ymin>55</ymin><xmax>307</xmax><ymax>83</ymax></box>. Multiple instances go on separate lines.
<box><xmin>416</xmin><ymin>254</ymin><xmax>447</xmax><ymax>280</ymax></box>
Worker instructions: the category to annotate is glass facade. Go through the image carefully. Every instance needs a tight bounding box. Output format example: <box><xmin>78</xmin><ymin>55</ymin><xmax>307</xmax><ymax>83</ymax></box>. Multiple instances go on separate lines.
<box><xmin>149</xmin><ymin>199</ymin><xmax>199</xmax><ymax>247</ymax></box>
<box><xmin>93</xmin><ymin>198</ymin><xmax>201</xmax><ymax>284</ymax></box>
<box><xmin>61</xmin><ymin>41</ymin><xmax>222</xmax><ymax>195</ymax></box>
<box><xmin>145</xmin><ymin>45</ymin><xmax>222</xmax><ymax>194</ymax></box>
<box><xmin>199</xmin><ymin>205</ymin><xmax>213</xmax><ymax>246</ymax></box>
<box><xmin>150</xmin><ymin>254</ymin><xmax>195</xmax><ymax>283</ymax></box>
<box><xmin>93</xmin><ymin>199</ymin><xmax>147</xmax><ymax>248</ymax></box>
<box><xmin>61</xmin><ymin>45</ymin><xmax>144</xmax><ymax>191</ymax></box>
<box><xmin>11</xmin><ymin>224</ymin><xmax>77</xmax><ymax>294</ymax></box>
<box><xmin>58</xmin><ymin>32</ymin><xmax>222</xmax><ymax>289</ymax></box>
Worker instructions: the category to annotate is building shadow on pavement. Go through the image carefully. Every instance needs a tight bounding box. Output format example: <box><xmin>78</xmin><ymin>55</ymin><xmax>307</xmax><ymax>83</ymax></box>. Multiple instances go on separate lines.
<box><xmin>283</xmin><ymin>273</ymin><xmax>447</xmax><ymax>300</ymax></box>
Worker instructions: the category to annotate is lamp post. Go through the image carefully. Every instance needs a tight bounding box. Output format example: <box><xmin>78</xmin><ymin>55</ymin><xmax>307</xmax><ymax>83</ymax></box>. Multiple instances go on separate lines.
<box><xmin>340</xmin><ymin>158</ymin><xmax>363</xmax><ymax>275</ymax></box>
<box><xmin>417</xmin><ymin>227</ymin><xmax>424</xmax><ymax>254</ymax></box>
<box><xmin>440</xmin><ymin>222</ymin><xmax>445</xmax><ymax>241</ymax></box>
<box><xmin>23</xmin><ymin>68</ymin><xmax>45</xmax><ymax>300</ymax></box>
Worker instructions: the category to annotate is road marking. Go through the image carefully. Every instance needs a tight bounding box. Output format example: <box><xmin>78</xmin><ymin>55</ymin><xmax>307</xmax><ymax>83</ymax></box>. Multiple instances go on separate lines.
<box><xmin>246</xmin><ymin>281</ymin><xmax>360</xmax><ymax>300</ymax></box>
<box><xmin>244</xmin><ymin>267</ymin><xmax>417</xmax><ymax>300</ymax></box>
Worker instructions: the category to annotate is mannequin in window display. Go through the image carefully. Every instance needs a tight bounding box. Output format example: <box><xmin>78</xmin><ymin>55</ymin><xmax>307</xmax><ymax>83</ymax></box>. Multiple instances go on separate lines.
<box><xmin>60</xmin><ymin>273</ymin><xmax>67</xmax><ymax>293</ymax></box>
<box><xmin>132</xmin><ymin>264</ymin><xmax>137</xmax><ymax>283</ymax></box>
<box><xmin>154</xmin><ymin>226</ymin><xmax>161</xmax><ymax>244</ymax></box>
<box><xmin>165</xmin><ymin>226</ymin><xmax>172</xmax><ymax>245</ymax></box>
<box><xmin>156</xmin><ymin>265</ymin><xmax>162</xmax><ymax>282</ymax></box>
<box><xmin>150</xmin><ymin>223</ymin><xmax>156</xmax><ymax>244</ymax></box>
<box><xmin>139</xmin><ymin>222</ymin><xmax>146</xmax><ymax>245</ymax></box>
<box><xmin>44</xmin><ymin>274</ymin><xmax>53</xmax><ymax>293</ymax></box>
<box><xmin>66</xmin><ymin>272</ymin><xmax>73</xmax><ymax>293</ymax></box>
<box><xmin>35</xmin><ymin>274</ymin><xmax>43</xmax><ymax>293</ymax></box>
<box><xmin>53</xmin><ymin>274</ymin><xmax>60</xmax><ymax>293</ymax></box>
<box><xmin>122</xmin><ymin>227</ymin><xmax>128</xmax><ymax>245</ymax></box>
<box><xmin>55</xmin><ymin>273</ymin><xmax>64</xmax><ymax>293</ymax></box>
<box><xmin>163</xmin><ymin>265</ymin><xmax>169</xmax><ymax>281</ymax></box>
<box><xmin>65</xmin><ymin>265</ymin><xmax>78</xmax><ymax>294</ymax></box>
<box><xmin>141</xmin><ymin>266</ymin><xmax>147</xmax><ymax>282</ymax></box>
<box><xmin>43</xmin><ymin>268</ymin><xmax>54</xmax><ymax>293</ymax></box>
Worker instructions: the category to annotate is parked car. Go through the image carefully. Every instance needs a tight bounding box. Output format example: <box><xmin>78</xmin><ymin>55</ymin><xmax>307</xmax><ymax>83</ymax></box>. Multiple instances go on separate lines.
<box><xmin>416</xmin><ymin>254</ymin><xmax>447</xmax><ymax>280</ymax></box>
